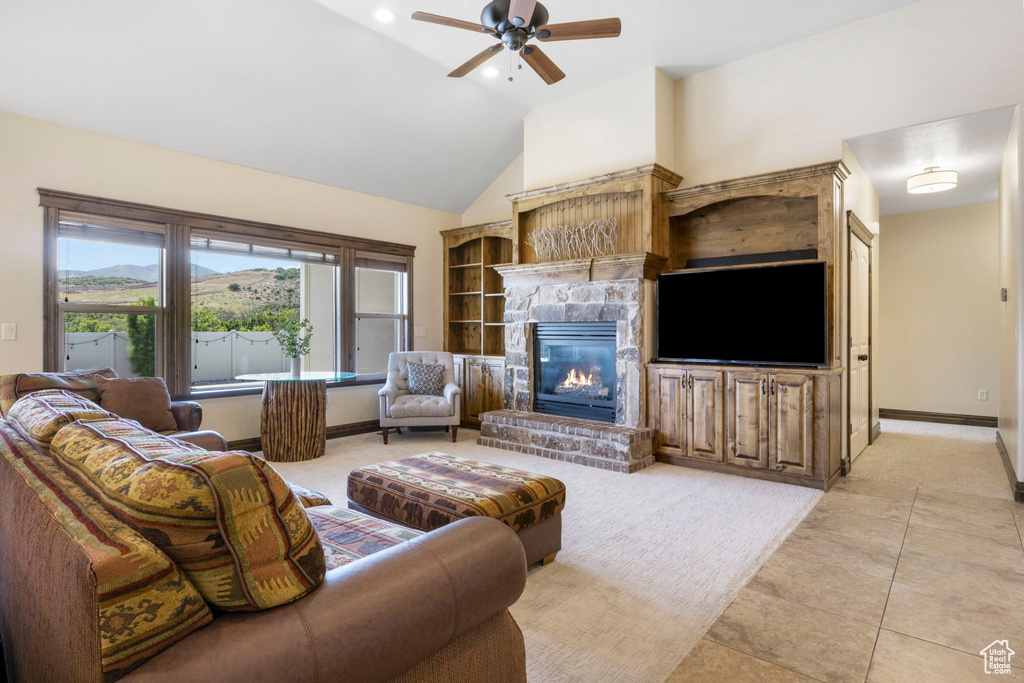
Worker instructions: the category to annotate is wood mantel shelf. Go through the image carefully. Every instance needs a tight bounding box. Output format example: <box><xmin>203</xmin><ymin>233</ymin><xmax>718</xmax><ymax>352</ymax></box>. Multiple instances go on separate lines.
<box><xmin>494</xmin><ymin>252</ymin><xmax>667</xmax><ymax>287</ymax></box>
<box><xmin>507</xmin><ymin>164</ymin><xmax>684</xmax><ymax>211</ymax></box>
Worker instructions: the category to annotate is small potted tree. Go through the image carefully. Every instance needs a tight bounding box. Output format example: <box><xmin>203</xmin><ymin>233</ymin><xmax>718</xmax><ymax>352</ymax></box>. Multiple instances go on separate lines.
<box><xmin>274</xmin><ymin>318</ymin><xmax>314</xmax><ymax>377</ymax></box>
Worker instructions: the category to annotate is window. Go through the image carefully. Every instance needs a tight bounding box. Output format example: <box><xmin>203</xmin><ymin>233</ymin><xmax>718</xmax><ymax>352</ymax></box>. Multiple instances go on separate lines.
<box><xmin>354</xmin><ymin>255</ymin><xmax>408</xmax><ymax>374</ymax></box>
<box><xmin>57</xmin><ymin>214</ymin><xmax>166</xmax><ymax>378</ymax></box>
<box><xmin>189</xmin><ymin>235</ymin><xmax>339</xmax><ymax>391</ymax></box>
<box><xmin>42</xmin><ymin>190</ymin><xmax>415</xmax><ymax>398</ymax></box>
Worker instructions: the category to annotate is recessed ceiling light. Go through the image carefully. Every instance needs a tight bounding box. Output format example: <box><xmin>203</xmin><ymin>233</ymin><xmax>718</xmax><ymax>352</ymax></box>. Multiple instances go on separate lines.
<box><xmin>375</xmin><ymin>8</ymin><xmax>397</xmax><ymax>23</ymax></box>
<box><xmin>907</xmin><ymin>166</ymin><xmax>958</xmax><ymax>194</ymax></box>
<box><xmin>482</xmin><ymin>67</ymin><xmax>501</xmax><ymax>78</ymax></box>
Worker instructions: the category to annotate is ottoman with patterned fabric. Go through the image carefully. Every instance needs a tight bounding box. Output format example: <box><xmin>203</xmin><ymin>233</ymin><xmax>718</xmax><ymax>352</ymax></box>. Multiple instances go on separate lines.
<box><xmin>347</xmin><ymin>452</ymin><xmax>565</xmax><ymax>566</ymax></box>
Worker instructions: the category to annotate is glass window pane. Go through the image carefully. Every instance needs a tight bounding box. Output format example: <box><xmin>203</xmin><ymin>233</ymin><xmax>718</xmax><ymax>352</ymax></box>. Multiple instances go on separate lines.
<box><xmin>356</xmin><ymin>268</ymin><xmax>402</xmax><ymax>314</ymax></box>
<box><xmin>58</xmin><ymin>238</ymin><xmax>162</xmax><ymax>306</ymax></box>
<box><xmin>64</xmin><ymin>311</ymin><xmax>157</xmax><ymax>378</ymax></box>
<box><xmin>190</xmin><ymin>241</ymin><xmax>337</xmax><ymax>390</ymax></box>
<box><xmin>356</xmin><ymin>318</ymin><xmax>399</xmax><ymax>374</ymax></box>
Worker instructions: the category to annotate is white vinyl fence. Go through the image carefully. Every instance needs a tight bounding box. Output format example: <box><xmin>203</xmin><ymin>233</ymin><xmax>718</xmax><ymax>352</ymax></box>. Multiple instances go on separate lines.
<box><xmin>66</xmin><ymin>331</ymin><xmax>289</xmax><ymax>384</ymax></box>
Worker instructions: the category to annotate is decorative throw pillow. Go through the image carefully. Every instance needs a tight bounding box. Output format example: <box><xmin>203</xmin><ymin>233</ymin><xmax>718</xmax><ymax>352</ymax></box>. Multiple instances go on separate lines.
<box><xmin>95</xmin><ymin>376</ymin><xmax>179</xmax><ymax>432</ymax></box>
<box><xmin>50</xmin><ymin>418</ymin><xmax>327</xmax><ymax>612</ymax></box>
<box><xmin>6</xmin><ymin>389</ymin><xmax>113</xmax><ymax>448</ymax></box>
<box><xmin>0</xmin><ymin>367</ymin><xmax>116</xmax><ymax>417</ymax></box>
<box><xmin>407</xmin><ymin>362</ymin><xmax>445</xmax><ymax>396</ymax></box>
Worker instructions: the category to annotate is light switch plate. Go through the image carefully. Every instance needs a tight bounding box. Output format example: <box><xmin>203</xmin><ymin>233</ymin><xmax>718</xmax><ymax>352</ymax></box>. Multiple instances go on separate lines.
<box><xmin>0</xmin><ymin>323</ymin><xmax>15</xmax><ymax>341</ymax></box>
<box><xmin>414</xmin><ymin>327</ymin><xmax>427</xmax><ymax>338</ymax></box>
<box><xmin>979</xmin><ymin>389</ymin><xmax>989</xmax><ymax>401</ymax></box>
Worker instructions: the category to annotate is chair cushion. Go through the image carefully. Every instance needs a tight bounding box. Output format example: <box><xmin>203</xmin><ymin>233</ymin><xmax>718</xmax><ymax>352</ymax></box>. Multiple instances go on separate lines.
<box><xmin>389</xmin><ymin>394</ymin><xmax>454</xmax><ymax>418</ymax></box>
<box><xmin>407</xmin><ymin>362</ymin><xmax>445</xmax><ymax>396</ymax></box>
<box><xmin>307</xmin><ymin>506</ymin><xmax>422</xmax><ymax>570</ymax></box>
<box><xmin>0</xmin><ymin>367</ymin><xmax>116</xmax><ymax>417</ymax></box>
<box><xmin>50</xmin><ymin>418</ymin><xmax>326</xmax><ymax>612</ymax></box>
<box><xmin>0</xmin><ymin>419</ymin><xmax>212</xmax><ymax>679</ymax></box>
<box><xmin>6</xmin><ymin>389</ymin><xmax>113</xmax><ymax>448</ymax></box>
<box><xmin>347</xmin><ymin>452</ymin><xmax>566</xmax><ymax>533</ymax></box>
<box><xmin>96</xmin><ymin>376</ymin><xmax>178</xmax><ymax>432</ymax></box>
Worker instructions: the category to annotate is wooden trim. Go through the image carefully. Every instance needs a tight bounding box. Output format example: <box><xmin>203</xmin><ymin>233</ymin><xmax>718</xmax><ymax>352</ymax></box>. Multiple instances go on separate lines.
<box><xmin>42</xmin><ymin>207</ymin><xmax>61</xmax><ymax>372</ymax></box>
<box><xmin>507</xmin><ymin>164</ymin><xmax>683</xmax><ymax>206</ymax></box>
<box><xmin>38</xmin><ymin>188</ymin><xmax>416</xmax><ymax>257</ymax></box>
<box><xmin>405</xmin><ymin>254</ymin><xmax>414</xmax><ymax>353</ymax></box>
<box><xmin>654</xmin><ymin>452</ymin><xmax>825</xmax><ymax>491</ymax></box>
<box><xmin>339</xmin><ymin>247</ymin><xmax>356</xmax><ymax>372</ymax></box>
<box><xmin>996</xmin><ymin>431</ymin><xmax>1024</xmax><ymax>502</ymax></box>
<box><xmin>164</xmin><ymin>224</ymin><xmax>191</xmax><ymax>397</ymax></box>
<box><xmin>870</xmin><ymin>421</ymin><xmax>881</xmax><ymax>444</ymax></box>
<box><xmin>493</xmin><ymin>252</ymin><xmax>667</xmax><ymax>287</ymax></box>
<box><xmin>661</xmin><ymin>161</ymin><xmax>849</xmax><ymax>203</ymax></box>
<box><xmin>847</xmin><ymin>211</ymin><xmax>873</xmax><ymax>462</ymax></box>
<box><xmin>878</xmin><ymin>408</ymin><xmax>998</xmax><ymax>428</ymax></box>
<box><xmin>847</xmin><ymin>210</ymin><xmax>875</xmax><ymax>246</ymax></box>
<box><xmin>227</xmin><ymin>418</ymin><xmax>381</xmax><ymax>452</ymax></box>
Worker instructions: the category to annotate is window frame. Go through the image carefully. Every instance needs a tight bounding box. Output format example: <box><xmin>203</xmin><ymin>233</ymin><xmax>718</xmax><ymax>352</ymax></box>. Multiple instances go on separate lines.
<box><xmin>41</xmin><ymin>189</ymin><xmax>415</xmax><ymax>399</ymax></box>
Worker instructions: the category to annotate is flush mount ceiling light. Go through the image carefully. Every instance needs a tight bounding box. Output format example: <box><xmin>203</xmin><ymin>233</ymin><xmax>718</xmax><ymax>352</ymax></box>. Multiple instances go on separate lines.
<box><xmin>906</xmin><ymin>166</ymin><xmax>958</xmax><ymax>194</ymax></box>
<box><xmin>375</xmin><ymin>8</ymin><xmax>397</xmax><ymax>22</ymax></box>
<box><xmin>481</xmin><ymin>66</ymin><xmax>501</xmax><ymax>78</ymax></box>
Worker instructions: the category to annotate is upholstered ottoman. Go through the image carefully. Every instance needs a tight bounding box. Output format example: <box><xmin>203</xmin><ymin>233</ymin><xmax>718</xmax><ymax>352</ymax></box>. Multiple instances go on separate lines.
<box><xmin>347</xmin><ymin>452</ymin><xmax>565</xmax><ymax>566</ymax></box>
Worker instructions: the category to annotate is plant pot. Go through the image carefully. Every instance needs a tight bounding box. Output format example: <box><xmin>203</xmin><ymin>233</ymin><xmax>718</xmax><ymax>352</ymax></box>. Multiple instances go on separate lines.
<box><xmin>290</xmin><ymin>357</ymin><xmax>302</xmax><ymax>378</ymax></box>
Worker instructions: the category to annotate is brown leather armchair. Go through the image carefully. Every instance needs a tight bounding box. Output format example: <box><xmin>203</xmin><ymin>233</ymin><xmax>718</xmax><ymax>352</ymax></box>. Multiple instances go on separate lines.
<box><xmin>168</xmin><ymin>400</ymin><xmax>228</xmax><ymax>451</ymax></box>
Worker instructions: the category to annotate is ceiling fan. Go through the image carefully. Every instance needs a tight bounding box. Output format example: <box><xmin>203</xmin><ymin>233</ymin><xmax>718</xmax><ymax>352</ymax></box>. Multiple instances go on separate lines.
<box><xmin>412</xmin><ymin>0</ymin><xmax>621</xmax><ymax>85</ymax></box>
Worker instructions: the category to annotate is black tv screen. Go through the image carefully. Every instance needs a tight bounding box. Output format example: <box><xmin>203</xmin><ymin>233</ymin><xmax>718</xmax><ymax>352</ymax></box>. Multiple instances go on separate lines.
<box><xmin>657</xmin><ymin>261</ymin><xmax>828</xmax><ymax>366</ymax></box>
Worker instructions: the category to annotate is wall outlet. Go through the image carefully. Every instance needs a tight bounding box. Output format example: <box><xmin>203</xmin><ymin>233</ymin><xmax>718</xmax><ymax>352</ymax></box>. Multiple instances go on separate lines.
<box><xmin>979</xmin><ymin>389</ymin><xmax>989</xmax><ymax>401</ymax></box>
<box><xmin>0</xmin><ymin>323</ymin><xmax>15</xmax><ymax>341</ymax></box>
<box><xmin>414</xmin><ymin>327</ymin><xmax>427</xmax><ymax>338</ymax></box>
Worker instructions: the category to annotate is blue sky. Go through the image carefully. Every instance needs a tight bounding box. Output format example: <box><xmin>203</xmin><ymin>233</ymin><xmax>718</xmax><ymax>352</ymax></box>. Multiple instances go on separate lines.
<box><xmin>60</xmin><ymin>239</ymin><xmax>295</xmax><ymax>274</ymax></box>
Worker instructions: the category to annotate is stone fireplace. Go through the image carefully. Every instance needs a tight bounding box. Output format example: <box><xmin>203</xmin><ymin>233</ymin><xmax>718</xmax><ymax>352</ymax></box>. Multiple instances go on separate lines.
<box><xmin>534</xmin><ymin>322</ymin><xmax>617</xmax><ymax>422</ymax></box>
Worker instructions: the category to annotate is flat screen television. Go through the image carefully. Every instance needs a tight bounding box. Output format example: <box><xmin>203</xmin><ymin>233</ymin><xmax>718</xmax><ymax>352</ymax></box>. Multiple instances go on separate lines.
<box><xmin>656</xmin><ymin>261</ymin><xmax>828</xmax><ymax>367</ymax></box>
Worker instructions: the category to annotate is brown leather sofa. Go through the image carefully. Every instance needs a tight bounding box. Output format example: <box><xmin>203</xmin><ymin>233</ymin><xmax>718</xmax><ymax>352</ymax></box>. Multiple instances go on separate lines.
<box><xmin>0</xmin><ymin>388</ymin><xmax>529</xmax><ymax>682</ymax></box>
<box><xmin>165</xmin><ymin>399</ymin><xmax>229</xmax><ymax>452</ymax></box>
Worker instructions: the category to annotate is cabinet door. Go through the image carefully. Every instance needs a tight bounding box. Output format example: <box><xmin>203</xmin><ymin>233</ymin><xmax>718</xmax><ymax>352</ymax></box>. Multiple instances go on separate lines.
<box><xmin>769</xmin><ymin>373</ymin><xmax>814</xmax><ymax>476</ymax></box>
<box><xmin>726</xmin><ymin>371</ymin><xmax>769</xmax><ymax>468</ymax></box>
<box><xmin>464</xmin><ymin>358</ymin><xmax>488</xmax><ymax>425</ymax></box>
<box><xmin>687</xmin><ymin>370</ymin><xmax>724</xmax><ymax>462</ymax></box>
<box><xmin>647</xmin><ymin>366</ymin><xmax>687</xmax><ymax>456</ymax></box>
<box><xmin>484</xmin><ymin>359</ymin><xmax>506</xmax><ymax>413</ymax></box>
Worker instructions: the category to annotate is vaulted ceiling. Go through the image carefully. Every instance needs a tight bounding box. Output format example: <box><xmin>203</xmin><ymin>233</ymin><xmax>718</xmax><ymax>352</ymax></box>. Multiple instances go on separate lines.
<box><xmin>0</xmin><ymin>0</ymin><xmax>922</xmax><ymax>213</ymax></box>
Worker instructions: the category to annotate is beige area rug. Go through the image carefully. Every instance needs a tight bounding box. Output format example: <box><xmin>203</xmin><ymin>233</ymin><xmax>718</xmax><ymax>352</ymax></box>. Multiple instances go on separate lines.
<box><xmin>849</xmin><ymin>419</ymin><xmax>1011</xmax><ymax>500</ymax></box>
<box><xmin>272</xmin><ymin>428</ymin><xmax>822</xmax><ymax>682</ymax></box>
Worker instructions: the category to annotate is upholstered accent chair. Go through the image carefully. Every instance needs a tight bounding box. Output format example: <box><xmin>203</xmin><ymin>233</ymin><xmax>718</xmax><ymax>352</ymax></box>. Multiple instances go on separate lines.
<box><xmin>378</xmin><ymin>352</ymin><xmax>461</xmax><ymax>444</ymax></box>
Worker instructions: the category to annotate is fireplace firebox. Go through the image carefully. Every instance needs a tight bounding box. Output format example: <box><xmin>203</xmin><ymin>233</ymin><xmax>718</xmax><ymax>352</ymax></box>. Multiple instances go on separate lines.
<box><xmin>533</xmin><ymin>322</ymin><xmax>617</xmax><ymax>423</ymax></box>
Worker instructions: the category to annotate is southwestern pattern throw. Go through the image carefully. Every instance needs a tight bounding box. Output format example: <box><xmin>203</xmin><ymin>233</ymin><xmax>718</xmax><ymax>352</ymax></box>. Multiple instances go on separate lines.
<box><xmin>288</xmin><ymin>481</ymin><xmax>332</xmax><ymax>508</ymax></box>
<box><xmin>7</xmin><ymin>389</ymin><xmax>113</xmax><ymax>448</ymax></box>
<box><xmin>0</xmin><ymin>419</ymin><xmax>212</xmax><ymax>680</ymax></box>
<box><xmin>50</xmin><ymin>418</ymin><xmax>326</xmax><ymax>611</ymax></box>
<box><xmin>347</xmin><ymin>452</ymin><xmax>566</xmax><ymax>533</ymax></box>
<box><xmin>0</xmin><ymin>367</ymin><xmax>116</xmax><ymax>416</ymax></box>
<box><xmin>307</xmin><ymin>506</ymin><xmax>422</xmax><ymax>570</ymax></box>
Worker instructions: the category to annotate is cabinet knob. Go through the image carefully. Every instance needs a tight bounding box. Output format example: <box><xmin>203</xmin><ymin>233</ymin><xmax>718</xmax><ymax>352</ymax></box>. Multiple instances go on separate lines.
<box><xmin>858</xmin><ymin>354</ymin><xmax>869</xmax><ymax>361</ymax></box>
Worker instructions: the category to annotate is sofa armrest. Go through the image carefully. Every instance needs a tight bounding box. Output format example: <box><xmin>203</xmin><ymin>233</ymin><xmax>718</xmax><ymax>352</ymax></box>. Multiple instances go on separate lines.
<box><xmin>170</xmin><ymin>401</ymin><xmax>203</xmax><ymax>432</ymax></box>
<box><xmin>123</xmin><ymin>517</ymin><xmax>527</xmax><ymax>683</ymax></box>
<box><xmin>172</xmin><ymin>430</ymin><xmax>228</xmax><ymax>452</ymax></box>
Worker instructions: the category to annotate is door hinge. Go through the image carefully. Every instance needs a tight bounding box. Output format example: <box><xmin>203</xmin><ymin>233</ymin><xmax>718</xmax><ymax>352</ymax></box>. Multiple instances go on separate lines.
<box><xmin>868</xmin><ymin>336</ymin><xmax>872</xmax><ymax>345</ymax></box>
<box><xmin>849</xmin><ymin>336</ymin><xmax>853</xmax><ymax>348</ymax></box>
<box><xmin>868</xmin><ymin>265</ymin><xmax>872</xmax><ymax>274</ymax></box>
<box><xmin>849</xmin><ymin>423</ymin><xmax>853</xmax><ymax>435</ymax></box>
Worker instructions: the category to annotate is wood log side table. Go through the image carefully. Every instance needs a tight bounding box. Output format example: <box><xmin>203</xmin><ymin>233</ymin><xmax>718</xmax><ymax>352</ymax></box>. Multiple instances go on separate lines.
<box><xmin>235</xmin><ymin>371</ymin><xmax>356</xmax><ymax>462</ymax></box>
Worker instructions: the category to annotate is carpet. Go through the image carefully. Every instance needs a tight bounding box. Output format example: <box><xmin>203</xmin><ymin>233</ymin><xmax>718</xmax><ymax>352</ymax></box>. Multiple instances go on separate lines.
<box><xmin>850</xmin><ymin>419</ymin><xmax>1011</xmax><ymax>500</ymax></box>
<box><xmin>272</xmin><ymin>429</ymin><xmax>822</xmax><ymax>682</ymax></box>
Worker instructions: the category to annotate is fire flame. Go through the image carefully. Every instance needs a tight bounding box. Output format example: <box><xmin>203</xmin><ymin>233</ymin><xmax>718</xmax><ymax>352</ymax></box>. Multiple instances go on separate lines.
<box><xmin>561</xmin><ymin>368</ymin><xmax>594</xmax><ymax>387</ymax></box>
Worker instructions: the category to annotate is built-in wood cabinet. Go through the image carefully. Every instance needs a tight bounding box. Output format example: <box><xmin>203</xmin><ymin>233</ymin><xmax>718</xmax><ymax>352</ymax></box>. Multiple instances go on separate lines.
<box><xmin>453</xmin><ymin>354</ymin><xmax>506</xmax><ymax>428</ymax></box>
<box><xmin>648</xmin><ymin>363</ymin><xmax>842</xmax><ymax>490</ymax></box>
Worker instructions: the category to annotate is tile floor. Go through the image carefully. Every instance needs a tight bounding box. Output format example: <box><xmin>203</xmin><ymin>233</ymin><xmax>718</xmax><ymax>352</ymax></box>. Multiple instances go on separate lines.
<box><xmin>668</xmin><ymin>421</ymin><xmax>1024</xmax><ymax>682</ymax></box>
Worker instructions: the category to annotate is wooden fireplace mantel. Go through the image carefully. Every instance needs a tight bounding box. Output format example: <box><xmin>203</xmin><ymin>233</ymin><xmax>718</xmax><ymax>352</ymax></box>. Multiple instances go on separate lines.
<box><xmin>493</xmin><ymin>252</ymin><xmax>667</xmax><ymax>287</ymax></box>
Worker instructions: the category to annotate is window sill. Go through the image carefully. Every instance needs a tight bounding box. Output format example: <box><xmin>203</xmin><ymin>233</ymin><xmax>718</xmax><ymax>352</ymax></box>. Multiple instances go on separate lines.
<box><xmin>184</xmin><ymin>376</ymin><xmax>387</xmax><ymax>401</ymax></box>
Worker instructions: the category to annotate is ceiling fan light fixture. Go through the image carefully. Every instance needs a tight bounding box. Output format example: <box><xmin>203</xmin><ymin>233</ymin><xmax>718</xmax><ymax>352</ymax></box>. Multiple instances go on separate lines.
<box><xmin>374</xmin><ymin>8</ymin><xmax>398</xmax><ymax>23</ymax></box>
<box><xmin>906</xmin><ymin>166</ymin><xmax>958</xmax><ymax>194</ymax></box>
<box><xmin>482</xmin><ymin>66</ymin><xmax>501</xmax><ymax>78</ymax></box>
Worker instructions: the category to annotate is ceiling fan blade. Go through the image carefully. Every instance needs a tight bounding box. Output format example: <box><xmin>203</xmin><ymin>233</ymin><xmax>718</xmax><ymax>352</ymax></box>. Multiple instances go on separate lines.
<box><xmin>508</xmin><ymin>0</ymin><xmax>537</xmax><ymax>27</ymax></box>
<box><xmin>522</xmin><ymin>45</ymin><xmax>565</xmax><ymax>85</ymax></box>
<box><xmin>448</xmin><ymin>45</ymin><xmax>505</xmax><ymax>78</ymax></box>
<box><xmin>535</xmin><ymin>18</ymin><xmax>622</xmax><ymax>41</ymax></box>
<box><xmin>411</xmin><ymin>11</ymin><xmax>495</xmax><ymax>35</ymax></box>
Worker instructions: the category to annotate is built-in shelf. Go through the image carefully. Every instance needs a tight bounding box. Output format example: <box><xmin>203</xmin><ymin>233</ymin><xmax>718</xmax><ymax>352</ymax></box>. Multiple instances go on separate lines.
<box><xmin>484</xmin><ymin>293</ymin><xmax>505</xmax><ymax>298</ymax></box>
<box><xmin>450</xmin><ymin>319</ymin><xmax>482</xmax><ymax>324</ymax></box>
<box><xmin>449</xmin><ymin>262</ymin><xmax>482</xmax><ymax>269</ymax></box>
<box><xmin>442</xmin><ymin>226</ymin><xmax>513</xmax><ymax>356</ymax></box>
<box><xmin>451</xmin><ymin>291</ymin><xmax>483</xmax><ymax>296</ymax></box>
<box><xmin>484</xmin><ymin>322</ymin><xmax>506</xmax><ymax>326</ymax></box>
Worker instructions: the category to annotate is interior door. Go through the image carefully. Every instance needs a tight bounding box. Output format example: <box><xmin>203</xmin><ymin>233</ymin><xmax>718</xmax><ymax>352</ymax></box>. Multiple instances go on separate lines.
<box><xmin>687</xmin><ymin>370</ymin><xmax>724</xmax><ymax>462</ymax></box>
<box><xmin>769</xmin><ymin>373</ymin><xmax>814</xmax><ymax>476</ymax></box>
<box><xmin>849</xmin><ymin>232</ymin><xmax>871</xmax><ymax>460</ymax></box>
<box><xmin>726</xmin><ymin>371</ymin><xmax>769</xmax><ymax>468</ymax></box>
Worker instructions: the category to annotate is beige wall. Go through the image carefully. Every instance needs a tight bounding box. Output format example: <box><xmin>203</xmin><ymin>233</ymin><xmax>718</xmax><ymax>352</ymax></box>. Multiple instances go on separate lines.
<box><xmin>460</xmin><ymin>153</ymin><xmax>523</xmax><ymax>226</ymax></box>
<box><xmin>999</xmin><ymin>106</ymin><xmax>1023</xmax><ymax>479</ymax></box>
<box><xmin>673</xmin><ymin>0</ymin><xmax>1024</xmax><ymax>189</ymax></box>
<box><xmin>0</xmin><ymin>110</ymin><xmax>460</xmax><ymax>441</ymax></box>
<box><xmin>878</xmin><ymin>203</ymin><xmax>1000</xmax><ymax>417</ymax></box>
<box><xmin>523</xmin><ymin>68</ymin><xmax>675</xmax><ymax>190</ymax></box>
